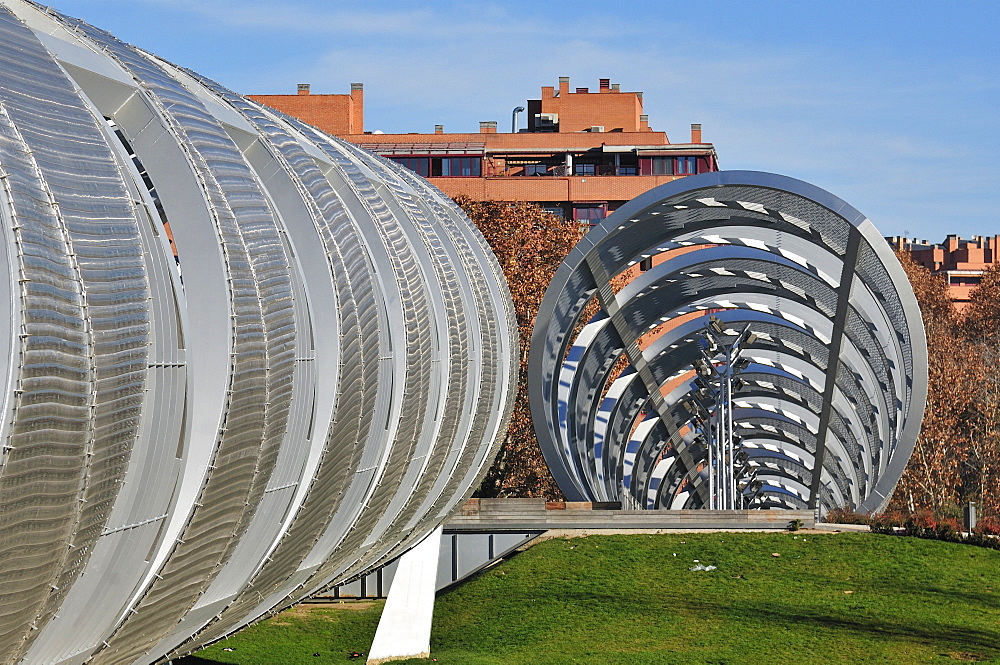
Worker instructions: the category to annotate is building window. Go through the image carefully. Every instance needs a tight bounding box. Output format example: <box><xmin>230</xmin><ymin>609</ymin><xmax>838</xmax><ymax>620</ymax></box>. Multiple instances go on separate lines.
<box><xmin>949</xmin><ymin>274</ymin><xmax>982</xmax><ymax>286</ymax></box>
<box><xmin>676</xmin><ymin>156</ymin><xmax>697</xmax><ymax>174</ymax></box>
<box><xmin>574</xmin><ymin>163</ymin><xmax>597</xmax><ymax>176</ymax></box>
<box><xmin>390</xmin><ymin>155</ymin><xmax>481</xmax><ymax>177</ymax></box>
<box><xmin>647</xmin><ymin>156</ymin><xmax>699</xmax><ymax>176</ymax></box>
<box><xmin>441</xmin><ymin>156</ymin><xmax>481</xmax><ymax>176</ymax></box>
<box><xmin>651</xmin><ymin>157</ymin><xmax>674</xmax><ymax>175</ymax></box>
<box><xmin>525</xmin><ymin>164</ymin><xmax>551</xmax><ymax>176</ymax></box>
<box><xmin>392</xmin><ymin>157</ymin><xmax>431</xmax><ymax>177</ymax></box>
<box><xmin>573</xmin><ymin>203</ymin><xmax>607</xmax><ymax>223</ymax></box>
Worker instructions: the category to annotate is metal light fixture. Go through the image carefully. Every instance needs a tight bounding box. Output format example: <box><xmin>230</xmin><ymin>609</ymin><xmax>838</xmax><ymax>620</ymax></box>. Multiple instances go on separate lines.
<box><xmin>512</xmin><ymin>106</ymin><xmax>525</xmax><ymax>133</ymax></box>
<box><xmin>687</xmin><ymin>319</ymin><xmax>761</xmax><ymax>510</ymax></box>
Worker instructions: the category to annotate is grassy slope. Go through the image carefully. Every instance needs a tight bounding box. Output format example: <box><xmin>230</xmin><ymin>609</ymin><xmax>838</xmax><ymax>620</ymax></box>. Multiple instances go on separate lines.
<box><xmin>182</xmin><ymin>532</ymin><xmax>1000</xmax><ymax>664</ymax></box>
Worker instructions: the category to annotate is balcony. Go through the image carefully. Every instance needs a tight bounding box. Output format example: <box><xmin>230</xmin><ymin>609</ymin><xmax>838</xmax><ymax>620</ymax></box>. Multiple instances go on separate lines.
<box><xmin>501</xmin><ymin>164</ymin><xmax>639</xmax><ymax>177</ymax></box>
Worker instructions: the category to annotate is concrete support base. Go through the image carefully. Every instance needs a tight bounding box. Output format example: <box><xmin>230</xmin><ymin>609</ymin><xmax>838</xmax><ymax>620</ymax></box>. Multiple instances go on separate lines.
<box><xmin>367</xmin><ymin>526</ymin><xmax>442</xmax><ymax>664</ymax></box>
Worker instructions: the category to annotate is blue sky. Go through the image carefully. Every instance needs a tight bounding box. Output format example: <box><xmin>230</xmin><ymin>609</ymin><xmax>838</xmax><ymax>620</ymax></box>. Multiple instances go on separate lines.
<box><xmin>50</xmin><ymin>0</ymin><xmax>1000</xmax><ymax>241</ymax></box>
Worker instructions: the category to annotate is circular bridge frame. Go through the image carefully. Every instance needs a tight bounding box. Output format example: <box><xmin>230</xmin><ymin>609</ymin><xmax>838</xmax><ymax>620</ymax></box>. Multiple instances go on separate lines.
<box><xmin>529</xmin><ymin>170</ymin><xmax>926</xmax><ymax>514</ymax></box>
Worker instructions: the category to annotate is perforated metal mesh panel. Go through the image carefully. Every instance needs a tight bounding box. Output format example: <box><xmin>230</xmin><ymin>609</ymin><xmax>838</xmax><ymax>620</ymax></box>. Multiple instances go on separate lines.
<box><xmin>0</xmin><ymin>3</ymin><xmax>516</xmax><ymax>664</ymax></box>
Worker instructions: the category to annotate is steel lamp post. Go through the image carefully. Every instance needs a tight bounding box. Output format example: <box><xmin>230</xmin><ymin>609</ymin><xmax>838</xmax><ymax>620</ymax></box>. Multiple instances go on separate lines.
<box><xmin>692</xmin><ymin>316</ymin><xmax>760</xmax><ymax>510</ymax></box>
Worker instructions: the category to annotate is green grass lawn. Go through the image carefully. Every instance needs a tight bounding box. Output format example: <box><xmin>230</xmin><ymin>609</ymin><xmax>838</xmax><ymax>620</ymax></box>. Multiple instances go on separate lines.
<box><xmin>180</xmin><ymin>532</ymin><xmax>1000</xmax><ymax>664</ymax></box>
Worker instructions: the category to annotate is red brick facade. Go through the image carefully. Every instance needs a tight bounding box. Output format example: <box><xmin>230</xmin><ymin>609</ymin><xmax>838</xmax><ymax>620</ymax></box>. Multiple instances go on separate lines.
<box><xmin>889</xmin><ymin>235</ymin><xmax>1000</xmax><ymax>309</ymax></box>
<box><xmin>250</xmin><ymin>77</ymin><xmax>718</xmax><ymax>221</ymax></box>
<box><xmin>529</xmin><ymin>77</ymin><xmax>648</xmax><ymax>133</ymax></box>
<box><xmin>249</xmin><ymin>82</ymin><xmax>364</xmax><ymax>135</ymax></box>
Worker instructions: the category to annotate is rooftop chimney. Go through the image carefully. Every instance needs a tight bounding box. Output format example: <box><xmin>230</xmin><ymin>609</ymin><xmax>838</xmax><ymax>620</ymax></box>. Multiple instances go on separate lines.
<box><xmin>691</xmin><ymin>123</ymin><xmax>702</xmax><ymax>143</ymax></box>
<box><xmin>479</xmin><ymin>121</ymin><xmax>497</xmax><ymax>134</ymax></box>
<box><xmin>297</xmin><ymin>83</ymin><xmax>310</xmax><ymax>95</ymax></box>
<box><xmin>600</xmin><ymin>78</ymin><xmax>611</xmax><ymax>91</ymax></box>
<box><xmin>349</xmin><ymin>83</ymin><xmax>364</xmax><ymax>133</ymax></box>
<box><xmin>576</xmin><ymin>87</ymin><xmax>589</xmax><ymax>94</ymax></box>
<box><xmin>558</xmin><ymin>76</ymin><xmax>570</xmax><ymax>95</ymax></box>
<box><xmin>434</xmin><ymin>124</ymin><xmax>444</xmax><ymax>134</ymax></box>
<box><xmin>611</xmin><ymin>83</ymin><xmax>620</xmax><ymax>91</ymax></box>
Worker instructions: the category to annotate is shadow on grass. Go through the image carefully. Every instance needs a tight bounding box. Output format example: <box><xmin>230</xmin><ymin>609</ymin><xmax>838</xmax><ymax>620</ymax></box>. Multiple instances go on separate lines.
<box><xmin>688</xmin><ymin>595</ymin><xmax>1000</xmax><ymax>657</ymax></box>
<box><xmin>783</xmin><ymin>565</ymin><xmax>1000</xmax><ymax>623</ymax></box>
<box><xmin>875</xmin><ymin>570</ymin><xmax>1000</xmax><ymax>611</ymax></box>
<box><xmin>174</xmin><ymin>657</ymin><xmax>225</xmax><ymax>664</ymax></box>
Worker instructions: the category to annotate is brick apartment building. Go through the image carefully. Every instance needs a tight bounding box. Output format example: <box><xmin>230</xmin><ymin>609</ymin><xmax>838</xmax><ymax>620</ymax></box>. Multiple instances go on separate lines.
<box><xmin>888</xmin><ymin>235</ymin><xmax>1000</xmax><ymax>309</ymax></box>
<box><xmin>250</xmin><ymin>77</ymin><xmax>718</xmax><ymax>222</ymax></box>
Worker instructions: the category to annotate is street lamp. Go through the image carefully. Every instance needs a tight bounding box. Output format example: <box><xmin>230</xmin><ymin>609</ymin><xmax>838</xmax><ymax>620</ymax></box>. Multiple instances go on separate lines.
<box><xmin>687</xmin><ymin>316</ymin><xmax>759</xmax><ymax>510</ymax></box>
<box><xmin>680</xmin><ymin>388</ymin><xmax>717</xmax><ymax>506</ymax></box>
<box><xmin>512</xmin><ymin>106</ymin><xmax>525</xmax><ymax>133</ymax></box>
<box><xmin>738</xmin><ymin>478</ymin><xmax>764</xmax><ymax>508</ymax></box>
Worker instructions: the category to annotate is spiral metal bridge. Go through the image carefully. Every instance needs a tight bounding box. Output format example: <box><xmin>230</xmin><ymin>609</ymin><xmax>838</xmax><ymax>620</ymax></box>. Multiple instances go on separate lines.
<box><xmin>529</xmin><ymin>171</ymin><xmax>926</xmax><ymax>515</ymax></box>
<box><xmin>0</xmin><ymin>2</ymin><xmax>517</xmax><ymax>663</ymax></box>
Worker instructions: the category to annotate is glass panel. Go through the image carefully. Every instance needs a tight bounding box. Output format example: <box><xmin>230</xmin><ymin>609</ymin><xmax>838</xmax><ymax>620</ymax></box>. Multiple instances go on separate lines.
<box><xmin>652</xmin><ymin>157</ymin><xmax>673</xmax><ymax>175</ymax></box>
<box><xmin>675</xmin><ymin>156</ymin><xmax>696</xmax><ymax>175</ymax></box>
<box><xmin>573</xmin><ymin>205</ymin><xmax>606</xmax><ymax>221</ymax></box>
<box><xmin>391</xmin><ymin>157</ymin><xmax>432</xmax><ymax>177</ymax></box>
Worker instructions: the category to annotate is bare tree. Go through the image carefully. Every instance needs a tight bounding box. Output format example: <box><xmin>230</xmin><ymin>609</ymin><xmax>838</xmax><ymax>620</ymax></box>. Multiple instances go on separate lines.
<box><xmin>455</xmin><ymin>197</ymin><xmax>585</xmax><ymax>498</ymax></box>
<box><xmin>888</xmin><ymin>251</ymin><xmax>967</xmax><ymax>514</ymax></box>
<box><xmin>957</xmin><ymin>266</ymin><xmax>1000</xmax><ymax>518</ymax></box>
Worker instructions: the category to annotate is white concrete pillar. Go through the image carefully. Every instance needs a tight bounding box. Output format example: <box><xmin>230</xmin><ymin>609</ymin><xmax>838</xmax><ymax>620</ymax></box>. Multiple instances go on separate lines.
<box><xmin>367</xmin><ymin>527</ymin><xmax>443</xmax><ymax>664</ymax></box>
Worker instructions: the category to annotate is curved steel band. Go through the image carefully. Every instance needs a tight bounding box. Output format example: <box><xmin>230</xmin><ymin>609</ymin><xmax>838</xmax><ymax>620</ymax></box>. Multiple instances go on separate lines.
<box><xmin>529</xmin><ymin>170</ymin><xmax>926</xmax><ymax>514</ymax></box>
<box><xmin>0</xmin><ymin>3</ymin><xmax>517</xmax><ymax>663</ymax></box>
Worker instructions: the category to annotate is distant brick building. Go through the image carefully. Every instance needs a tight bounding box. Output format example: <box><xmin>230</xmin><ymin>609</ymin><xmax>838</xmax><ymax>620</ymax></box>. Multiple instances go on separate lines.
<box><xmin>249</xmin><ymin>82</ymin><xmax>364</xmax><ymax>135</ymax></box>
<box><xmin>251</xmin><ymin>77</ymin><xmax>718</xmax><ymax>222</ymax></box>
<box><xmin>528</xmin><ymin>76</ymin><xmax>649</xmax><ymax>133</ymax></box>
<box><xmin>888</xmin><ymin>235</ymin><xmax>1000</xmax><ymax>309</ymax></box>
